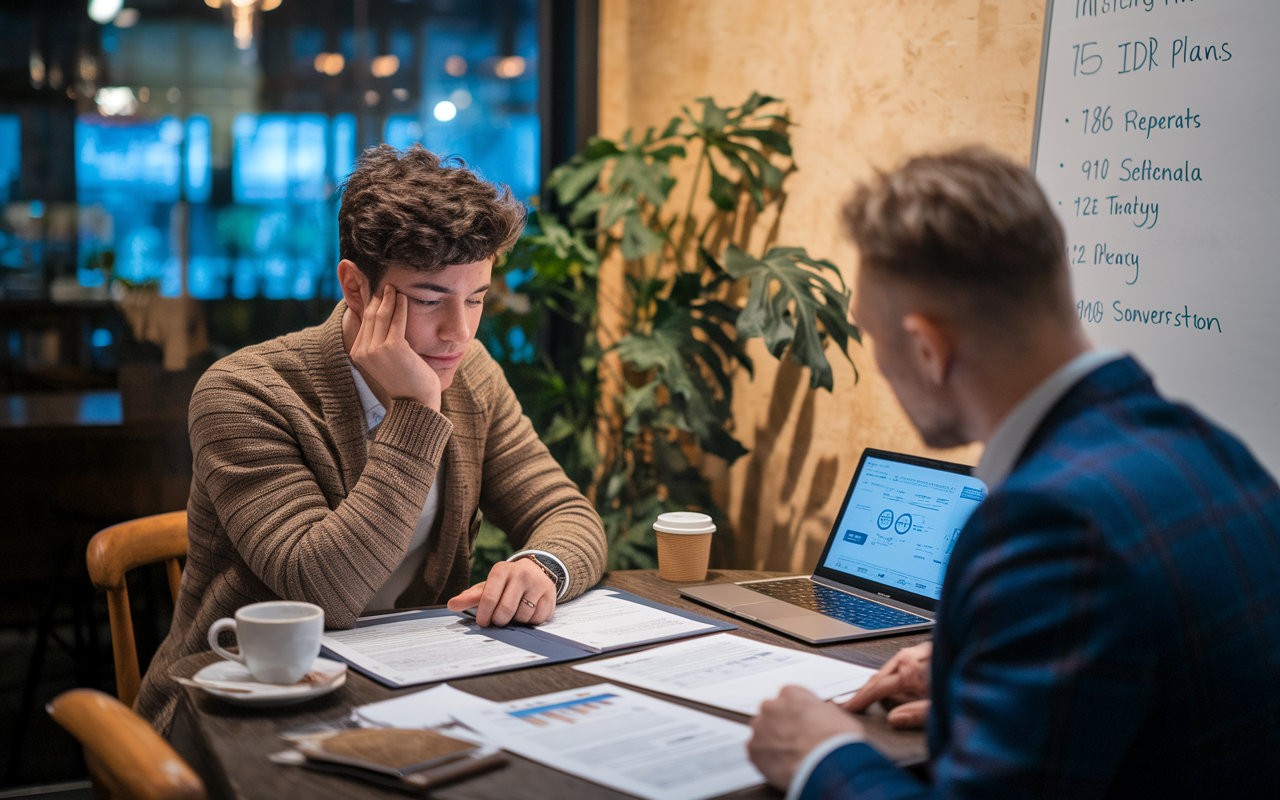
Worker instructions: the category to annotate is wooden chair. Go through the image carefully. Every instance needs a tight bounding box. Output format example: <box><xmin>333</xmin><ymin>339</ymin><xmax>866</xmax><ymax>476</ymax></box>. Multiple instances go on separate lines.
<box><xmin>47</xmin><ymin>688</ymin><xmax>206</xmax><ymax>800</ymax></box>
<box><xmin>86</xmin><ymin>510</ymin><xmax>188</xmax><ymax>708</ymax></box>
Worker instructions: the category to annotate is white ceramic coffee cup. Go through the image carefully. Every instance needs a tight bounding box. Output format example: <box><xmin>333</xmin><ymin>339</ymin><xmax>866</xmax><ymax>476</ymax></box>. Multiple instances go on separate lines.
<box><xmin>207</xmin><ymin>601</ymin><xmax>324</xmax><ymax>684</ymax></box>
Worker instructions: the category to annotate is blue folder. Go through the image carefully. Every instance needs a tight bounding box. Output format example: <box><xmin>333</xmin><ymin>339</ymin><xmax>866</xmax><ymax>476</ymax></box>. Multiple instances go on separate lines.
<box><xmin>322</xmin><ymin>588</ymin><xmax>736</xmax><ymax>688</ymax></box>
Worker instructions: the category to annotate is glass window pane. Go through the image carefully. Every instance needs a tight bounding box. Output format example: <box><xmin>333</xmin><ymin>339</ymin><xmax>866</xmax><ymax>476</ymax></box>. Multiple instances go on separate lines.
<box><xmin>0</xmin><ymin>115</ymin><xmax>19</xmax><ymax>204</ymax></box>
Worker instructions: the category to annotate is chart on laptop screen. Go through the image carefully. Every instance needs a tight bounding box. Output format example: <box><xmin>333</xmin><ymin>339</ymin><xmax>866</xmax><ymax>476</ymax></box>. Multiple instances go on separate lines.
<box><xmin>822</xmin><ymin>458</ymin><xmax>987</xmax><ymax>599</ymax></box>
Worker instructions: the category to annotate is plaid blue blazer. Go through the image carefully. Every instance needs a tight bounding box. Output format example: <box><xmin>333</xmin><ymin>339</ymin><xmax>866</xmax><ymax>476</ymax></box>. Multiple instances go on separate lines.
<box><xmin>802</xmin><ymin>357</ymin><xmax>1280</xmax><ymax>799</ymax></box>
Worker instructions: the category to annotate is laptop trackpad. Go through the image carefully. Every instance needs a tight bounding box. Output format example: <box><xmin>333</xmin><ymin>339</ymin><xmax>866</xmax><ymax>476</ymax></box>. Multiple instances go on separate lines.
<box><xmin>728</xmin><ymin>600</ymin><xmax>808</xmax><ymax>621</ymax></box>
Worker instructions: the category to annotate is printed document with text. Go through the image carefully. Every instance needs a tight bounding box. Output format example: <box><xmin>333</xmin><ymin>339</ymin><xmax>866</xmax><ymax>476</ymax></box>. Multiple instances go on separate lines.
<box><xmin>574</xmin><ymin>633</ymin><xmax>876</xmax><ymax>715</ymax></box>
<box><xmin>323</xmin><ymin>615</ymin><xmax>544</xmax><ymax>686</ymax></box>
<box><xmin>453</xmin><ymin>683</ymin><xmax>764</xmax><ymax>800</ymax></box>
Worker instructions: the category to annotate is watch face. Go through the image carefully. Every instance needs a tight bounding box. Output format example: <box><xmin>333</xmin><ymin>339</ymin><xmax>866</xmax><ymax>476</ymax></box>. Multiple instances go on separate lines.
<box><xmin>538</xmin><ymin>556</ymin><xmax>564</xmax><ymax>576</ymax></box>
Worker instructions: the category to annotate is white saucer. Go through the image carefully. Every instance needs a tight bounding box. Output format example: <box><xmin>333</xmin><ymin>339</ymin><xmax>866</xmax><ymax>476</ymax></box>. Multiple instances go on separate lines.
<box><xmin>185</xmin><ymin>657</ymin><xmax>348</xmax><ymax>707</ymax></box>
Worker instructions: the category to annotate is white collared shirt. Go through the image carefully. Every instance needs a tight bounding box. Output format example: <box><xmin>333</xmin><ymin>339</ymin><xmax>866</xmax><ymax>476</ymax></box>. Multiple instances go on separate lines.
<box><xmin>351</xmin><ymin>364</ymin><xmax>445</xmax><ymax>614</ymax></box>
<box><xmin>975</xmin><ymin>349</ymin><xmax>1123</xmax><ymax>490</ymax></box>
<box><xmin>349</xmin><ymin>364</ymin><xmax>572</xmax><ymax>609</ymax></box>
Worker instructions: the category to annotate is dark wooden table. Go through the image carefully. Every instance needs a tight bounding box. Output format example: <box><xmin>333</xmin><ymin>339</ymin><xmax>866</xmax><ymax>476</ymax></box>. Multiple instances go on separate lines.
<box><xmin>169</xmin><ymin>570</ymin><xmax>930</xmax><ymax>800</ymax></box>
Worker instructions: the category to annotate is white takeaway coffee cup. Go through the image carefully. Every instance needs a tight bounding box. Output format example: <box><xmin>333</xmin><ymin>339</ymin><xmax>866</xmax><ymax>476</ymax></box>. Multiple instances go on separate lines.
<box><xmin>653</xmin><ymin>512</ymin><xmax>716</xmax><ymax>582</ymax></box>
<box><xmin>207</xmin><ymin>601</ymin><xmax>324</xmax><ymax>684</ymax></box>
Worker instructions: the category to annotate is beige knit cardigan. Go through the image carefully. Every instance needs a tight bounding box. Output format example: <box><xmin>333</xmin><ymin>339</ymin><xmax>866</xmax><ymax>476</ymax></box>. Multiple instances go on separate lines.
<box><xmin>136</xmin><ymin>302</ymin><xmax>606</xmax><ymax>733</ymax></box>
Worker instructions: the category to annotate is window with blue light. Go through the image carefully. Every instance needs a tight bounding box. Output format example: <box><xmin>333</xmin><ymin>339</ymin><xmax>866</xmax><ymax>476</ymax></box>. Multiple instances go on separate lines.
<box><xmin>331</xmin><ymin>114</ymin><xmax>357</xmax><ymax>189</ymax></box>
<box><xmin>5</xmin><ymin>1</ymin><xmax>541</xmax><ymax>306</ymax></box>
<box><xmin>233</xmin><ymin>114</ymin><xmax>332</xmax><ymax>204</ymax></box>
<box><xmin>408</xmin><ymin>12</ymin><xmax>541</xmax><ymax>204</ymax></box>
<box><xmin>0</xmin><ymin>115</ymin><xmax>19</xmax><ymax>204</ymax></box>
<box><xmin>185</xmin><ymin>116</ymin><xmax>212</xmax><ymax>205</ymax></box>
<box><xmin>181</xmin><ymin>113</ymin><xmax>344</xmax><ymax>302</ymax></box>
<box><xmin>76</xmin><ymin>116</ymin><xmax>184</xmax><ymax>204</ymax></box>
<box><xmin>75</xmin><ymin>116</ymin><xmax>186</xmax><ymax>289</ymax></box>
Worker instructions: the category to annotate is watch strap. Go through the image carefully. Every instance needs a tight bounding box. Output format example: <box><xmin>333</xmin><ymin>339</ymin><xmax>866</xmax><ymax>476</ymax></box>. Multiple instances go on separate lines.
<box><xmin>516</xmin><ymin>552</ymin><xmax>565</xmax><ymax>593</ymax></box>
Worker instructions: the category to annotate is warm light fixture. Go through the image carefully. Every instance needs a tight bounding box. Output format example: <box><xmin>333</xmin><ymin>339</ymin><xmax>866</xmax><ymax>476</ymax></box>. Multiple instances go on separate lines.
<box><xmin>206</xmin><ymin>0</ymin><xmax>281</xmax><ymax>7</ymax></box>
<box><xmin>371</xmin><ymin>54</ymin><xmax>400</xmax><ymax>78</ymax></box>
<box><xmin>29</xmin><ymin>52</ymin><xmax>45</xmax><ymax>87</ymax></box>
<box><xmin>96</xmin><ymin>86</ymin><xmax>137</xmax><ymax>116</ymax></box>
<box><xmin>314</xmin><ymin>52</ymin><xmax>345</xmax><ymax>76</ymax></box>
<box><xmin>88</xmin><ymin>0</ymin><xmax>123</xmax><ymax>24</ymax></box>
<box><xmin>78</xmin><ymin>54</ymin><xmax>99</xmax><ymax>83</ymax></box>
<box><xmin>494</xmin><ymin>55</ymin><xmax>526</xmax><ymax>79</ymax></box>
<box><xmin>433</xmin><ymin>100</ymin><xmax>457</xmax><ymax>121</ymax></box>
<box><xmin>204</xmin><ymin>0</ymin><xmax>283</xmax><ymax>50</ymax></box>
<box><xmin>444</xmin><ymin>55</ymin><xmax>467</xmax><ymax>77</ymax></box>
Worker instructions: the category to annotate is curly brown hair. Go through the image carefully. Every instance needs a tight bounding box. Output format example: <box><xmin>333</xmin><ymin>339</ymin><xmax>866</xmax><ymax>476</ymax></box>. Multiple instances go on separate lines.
<box><xmin>338</xmin><ymin>144</ymin><xmax>526</xmax><ymax>288</ymax></box>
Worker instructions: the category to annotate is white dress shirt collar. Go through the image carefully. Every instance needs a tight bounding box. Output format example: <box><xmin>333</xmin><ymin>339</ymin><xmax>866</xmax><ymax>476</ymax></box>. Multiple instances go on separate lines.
<box><xmin>975</xmin><ymin>349</ymin><xmax>1123</xmax><ymax>490</ymax></box>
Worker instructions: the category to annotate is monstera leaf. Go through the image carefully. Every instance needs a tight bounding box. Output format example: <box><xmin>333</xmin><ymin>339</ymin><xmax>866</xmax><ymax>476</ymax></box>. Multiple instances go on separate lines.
<box><xmin>614</xmin><ymin>287</ymin><xmax>751</xmax><ymax>463</ymax></box>
<box><xmin>680</xmin><ymin>94</ymin><xmax>792</xmax><ymax>212</ymax></box>
<box><xmin>545</xmin><ymin>129</ymin><xmax>684</xmax><ymax>264</ymax></box>
<box><xmin>721</xmin><ymin>244</ymin><xmax>861</xmax><ymax>390</ymax></box>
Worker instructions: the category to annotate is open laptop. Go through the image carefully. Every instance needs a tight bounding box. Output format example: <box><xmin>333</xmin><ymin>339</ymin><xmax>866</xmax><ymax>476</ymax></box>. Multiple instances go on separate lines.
<box><xmin>681</xmin><ymin>448</ymin><xmax>988</xmax><ymax>644</ymax></box>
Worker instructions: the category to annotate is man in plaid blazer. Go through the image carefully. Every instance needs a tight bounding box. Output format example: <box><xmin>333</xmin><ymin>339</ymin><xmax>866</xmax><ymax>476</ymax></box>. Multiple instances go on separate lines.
<box><xmin>747</xmin><ymin>148</ymin><xmax>1280</xmax><ymax>798</ymax></box>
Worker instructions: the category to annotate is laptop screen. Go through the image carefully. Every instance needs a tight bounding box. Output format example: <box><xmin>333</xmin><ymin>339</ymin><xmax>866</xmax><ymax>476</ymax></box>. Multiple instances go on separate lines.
<box><xmin>814</xmin><ymin>449</ymin><xmax>988</xmax><ymax>611</ymax></box>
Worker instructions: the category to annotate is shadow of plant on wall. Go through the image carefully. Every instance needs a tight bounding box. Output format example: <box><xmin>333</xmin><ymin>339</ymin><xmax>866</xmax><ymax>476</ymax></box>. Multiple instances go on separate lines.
<box><xmin>475</xmin><ymin>93</ymin><xmax>859</xmax><ymax>577</ymax></box>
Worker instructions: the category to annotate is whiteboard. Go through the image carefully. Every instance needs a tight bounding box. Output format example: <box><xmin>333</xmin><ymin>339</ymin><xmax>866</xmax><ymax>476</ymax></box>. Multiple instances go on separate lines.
<box><xmin>1031</xmin><ymin>0</ymin><xmax>1280</xmax><ymax>476</ymax></box>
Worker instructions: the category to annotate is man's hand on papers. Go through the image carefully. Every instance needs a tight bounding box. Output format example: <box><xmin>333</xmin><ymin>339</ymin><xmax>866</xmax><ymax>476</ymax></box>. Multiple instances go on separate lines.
<box><xmin>447</xmin><ymin>558</ymin><xmax>556</xmax><ymax>627</ymax></box>
<box><xmin>841</xmin><ymin>641</ymin><xmax>932</xmax><ymax>729</ymax></box>
<box><xmin>748</xmin><ymin>686</ymin><xmax>866</xmax><ymax>790</ymax></box>
<box><xmin>351</xmin><ymin>284</ymin><xmax>443</xmax><ymax>411</ymax></box>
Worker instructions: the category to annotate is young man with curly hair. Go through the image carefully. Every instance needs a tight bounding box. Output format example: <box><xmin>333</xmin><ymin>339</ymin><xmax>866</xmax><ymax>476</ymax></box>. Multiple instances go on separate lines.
<box><xmin>137</xmin><ymin>146</ymin><xmax>606</xmax><ymax>732</ymax></box>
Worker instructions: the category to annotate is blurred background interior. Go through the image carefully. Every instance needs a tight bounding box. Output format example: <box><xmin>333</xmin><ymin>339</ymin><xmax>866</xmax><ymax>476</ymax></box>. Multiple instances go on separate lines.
<box><xmin>0</xmin><ymin>0</ymin><xmax>598</xmax><ymax>792</ymax></box>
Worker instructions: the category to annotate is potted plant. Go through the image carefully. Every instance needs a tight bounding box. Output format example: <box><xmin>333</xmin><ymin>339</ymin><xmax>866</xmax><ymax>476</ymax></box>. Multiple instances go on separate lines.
<box><xmin>475</xmin><ymin>93</ymin><xmax>859</xmax><ymax>577</ymax></box>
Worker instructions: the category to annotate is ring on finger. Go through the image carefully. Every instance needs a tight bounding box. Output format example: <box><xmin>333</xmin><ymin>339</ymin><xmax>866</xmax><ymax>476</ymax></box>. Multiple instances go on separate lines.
<box><xmin>520</xmin><ymin>597</ymin><xmax>536</xmax><ymax>609</ymax></box>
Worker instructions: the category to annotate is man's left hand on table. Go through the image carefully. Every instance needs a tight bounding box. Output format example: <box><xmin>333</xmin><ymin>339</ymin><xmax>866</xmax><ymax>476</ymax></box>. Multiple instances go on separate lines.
<box><xmin>748</xmin><ymin>685</ymin><xmax>868</xmax><ymax>790</ymax></box>
<box><xmin>446</xmin><ymin>557</ymin><xmax>557</xmax><ymax>626</ymax></box>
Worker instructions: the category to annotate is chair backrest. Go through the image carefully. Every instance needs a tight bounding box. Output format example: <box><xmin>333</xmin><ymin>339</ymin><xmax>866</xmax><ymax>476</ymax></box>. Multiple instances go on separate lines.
<box><xmin>48</xmin><ymin>688</ymin><xmax>206</xmax><ymax>800</ymax></box>
<box><xmin>87</xmin><ymin>510</ymin><xmax>188</xmax><ymax>708</ymax></box>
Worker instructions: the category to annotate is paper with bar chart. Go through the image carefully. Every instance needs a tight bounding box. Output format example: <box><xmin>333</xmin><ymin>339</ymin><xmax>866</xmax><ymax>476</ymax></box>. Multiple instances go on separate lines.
<box><xmin>452</xmin><ymin>683</ymin><xmax>764</xmax><ymax>800</ymax></box>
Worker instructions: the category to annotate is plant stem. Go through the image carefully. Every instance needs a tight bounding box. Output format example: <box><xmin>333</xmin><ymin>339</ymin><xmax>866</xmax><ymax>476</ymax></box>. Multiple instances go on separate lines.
<box><xmin>679</xmin><ymin>143</ymin><xmax>709</xmax><ymax>272</ymax></box>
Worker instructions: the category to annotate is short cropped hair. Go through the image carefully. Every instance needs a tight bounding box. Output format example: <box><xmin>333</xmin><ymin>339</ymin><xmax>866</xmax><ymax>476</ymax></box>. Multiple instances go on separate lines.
<box><xmin>338</xmin><ymin>144</ymin><xmax>526</xmax><ymax>288</ymax></box>
<box><xmin>843</xmin><ymin>147</ymin><xmax>1071</xmax><ymax>321</ymax></box>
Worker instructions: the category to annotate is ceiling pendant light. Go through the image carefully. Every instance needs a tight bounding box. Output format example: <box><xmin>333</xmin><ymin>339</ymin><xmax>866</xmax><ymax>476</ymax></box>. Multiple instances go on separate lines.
<box><xmin>203</xmin><ymin>0</ymin><xmax>284</xmax><ymax>51</ymax></box>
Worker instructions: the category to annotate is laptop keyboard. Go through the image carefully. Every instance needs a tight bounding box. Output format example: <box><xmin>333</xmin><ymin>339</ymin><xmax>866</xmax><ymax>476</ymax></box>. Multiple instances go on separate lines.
<box><xmin>744</xmin><ymin>580</ymin><xmax>929</xmax><ymax>630</ymax></box>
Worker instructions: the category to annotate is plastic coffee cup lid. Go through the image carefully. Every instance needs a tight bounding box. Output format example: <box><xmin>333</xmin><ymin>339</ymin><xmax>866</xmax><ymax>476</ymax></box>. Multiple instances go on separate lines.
<box><xmin>652</xmin><ymin>512</ymin><xmax>716</xmax><ymax>535</ymax></box>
